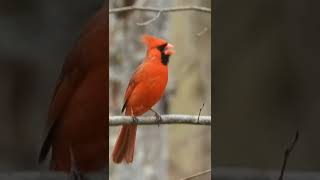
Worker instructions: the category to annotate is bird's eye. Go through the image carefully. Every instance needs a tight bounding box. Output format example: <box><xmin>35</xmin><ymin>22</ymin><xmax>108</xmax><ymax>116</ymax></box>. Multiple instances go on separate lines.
<box><xmin>157</xmin><ymin>43</ymin><xmax>167</xmax><ymax>52</ymax></box>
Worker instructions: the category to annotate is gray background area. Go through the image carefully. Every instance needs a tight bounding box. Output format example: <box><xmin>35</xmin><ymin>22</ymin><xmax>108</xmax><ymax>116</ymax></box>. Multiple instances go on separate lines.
<box><xmin>214</xmin><ymin>0</ymin><xmax>320</xmax><ymax>173</ymax></box>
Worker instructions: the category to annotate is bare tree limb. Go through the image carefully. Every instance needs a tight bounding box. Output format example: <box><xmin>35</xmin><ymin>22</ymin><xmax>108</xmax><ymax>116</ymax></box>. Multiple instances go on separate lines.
<box><xmin>278</xmin><ymin>130</ymin><xmax>300</xmax><ymax>180</ymax></box>
<box><xmin>109</xmin><ymin>114</ymin><xmax>211</xmax><ymax>126</ymax></box>
<box><xmin>109</xmin><ymin>6</ymin><xmax>211</xmax><ymax>26</ymax></box>
<box><xmin>181</xmin><ymin>168</ymin><xmax>211</xmax><ymax>180</ymax></box>
<box><xmin>109</xmin><ymin>6</ymin><xmax>212</xmax><ymax>14</ymax></box>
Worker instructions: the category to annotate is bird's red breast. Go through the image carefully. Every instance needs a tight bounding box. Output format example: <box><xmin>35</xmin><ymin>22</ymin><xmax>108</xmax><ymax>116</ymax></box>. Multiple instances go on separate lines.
<box><xmin>123</xmin><ymin>60</ymin><xmax>168</xmax><ymax>116</ymax></box>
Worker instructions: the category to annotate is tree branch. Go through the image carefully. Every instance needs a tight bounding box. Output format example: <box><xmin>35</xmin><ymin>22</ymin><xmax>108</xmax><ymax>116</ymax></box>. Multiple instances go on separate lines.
<box><xmin>109</xmin><ymin>6</ymin><xmax>211</xmax><ymax>26</ymax></box>
<box><xmin>109</xmin><ymin>114</ymin><xmax>211</xmax><ymax>126</ymax></box>
<box><xmin>109</xmin><ymin>6</ymin><xmax>212</xmax><ymax>14</ymax></box>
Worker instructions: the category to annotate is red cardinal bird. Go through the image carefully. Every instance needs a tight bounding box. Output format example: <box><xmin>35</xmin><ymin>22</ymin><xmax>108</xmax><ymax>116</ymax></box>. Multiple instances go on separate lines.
<box><xmin>38</xmin><ymin>1</ymin><xmax>108</xmax><ymax>173</ymax></box>
<box><xmin>112</xmin><ymin>35</ymin><xmax>175</xmax><ymax>163</ymax></box>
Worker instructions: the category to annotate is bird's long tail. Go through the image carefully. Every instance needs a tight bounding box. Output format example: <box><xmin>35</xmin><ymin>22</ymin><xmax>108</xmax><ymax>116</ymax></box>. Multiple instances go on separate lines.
<box><xmin>112</xmin><ymin>125</ymin><xmax>137</xmax><ymax>163</ymax></box>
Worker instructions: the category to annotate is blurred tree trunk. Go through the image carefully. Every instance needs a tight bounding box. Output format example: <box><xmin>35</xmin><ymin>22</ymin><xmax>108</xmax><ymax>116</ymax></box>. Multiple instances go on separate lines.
<box><xmin>109</xmin><ymin>0</ymin><xmax>171</xmax><ymax>180</ymax></box>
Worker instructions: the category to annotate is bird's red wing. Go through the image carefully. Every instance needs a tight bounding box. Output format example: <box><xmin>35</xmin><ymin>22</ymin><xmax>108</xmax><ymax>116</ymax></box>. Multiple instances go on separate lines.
<box><xmin>121</xmin><ymin>63</ymin><xmax>145</xmax><ymax>113</ymax></box>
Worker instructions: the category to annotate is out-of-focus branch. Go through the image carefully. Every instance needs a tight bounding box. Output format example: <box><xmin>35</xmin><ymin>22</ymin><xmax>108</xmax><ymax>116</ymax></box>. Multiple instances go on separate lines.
<box><xmin>109</xmin><ymin>6</ymin><xmax>212</xmax><ymax>14</ymax></box>
<box><xmin>0</xmin><ymin>172</ymin><xmax>107</xmax><ymax>179</ymax></box>
<box><xmin>181</xmin><ymin>169</ymin><xmax>211</xmax><ymax>180</ymax></box>
<box><xmin>109</xmin><ymin>114</ymin><xmax>211</xmax><ymax>126</ymax></box>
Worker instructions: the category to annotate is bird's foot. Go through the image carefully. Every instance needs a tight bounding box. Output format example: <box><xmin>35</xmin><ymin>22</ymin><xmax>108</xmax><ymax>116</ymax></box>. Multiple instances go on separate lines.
<box><xmin>151</xmin><ymin>109</ymin><xmax>163</xmax><ymax>127</ymax></box>
<box><xmin>131</xmin><ymin>116</ymin><xmax>139</xmax><ymax>124</ymax></box>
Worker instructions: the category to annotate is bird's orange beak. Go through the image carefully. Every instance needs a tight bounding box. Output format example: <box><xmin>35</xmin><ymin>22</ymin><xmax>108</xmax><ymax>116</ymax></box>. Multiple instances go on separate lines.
<box><xmin>164</xmin><ymin>43</ymin><xmax>175</xmax><ymax>55</ymax></box>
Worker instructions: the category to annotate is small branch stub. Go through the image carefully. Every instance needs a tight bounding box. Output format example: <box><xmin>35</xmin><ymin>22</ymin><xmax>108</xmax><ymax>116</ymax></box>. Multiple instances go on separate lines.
<box><xmin>109</xmin><ymin>114</ymin><xmax>211</xmax><ymax>126</ymax></box>
<box><xmin>278</xmin><ymin>130</ymin><xmax>300</xmax><ymax>180</ymax></box>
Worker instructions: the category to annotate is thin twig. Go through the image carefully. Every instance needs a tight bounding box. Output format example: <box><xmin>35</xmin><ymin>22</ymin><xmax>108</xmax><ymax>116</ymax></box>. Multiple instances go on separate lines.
<box><xmin>136</xmin><ymin>10</ymin><xmax>162</xmax><ymax>26</ymax></box>
<box><xmin>181</xmin><ymin>169</ymin><xmax>211</xmax><ymax>180</ymax></box>
<box><xmin>109</xmin><ymin>6</ymin><xmax>212</xmax><ymax>14</ymax></box>
<box><xmin>197</xmin><ymin>103</ymin><xmax>205</xmax><ymax>123</ymax></box>
<box><xmin>109</xmin><ymin>114</ymin><xmax>211</xmax><ymax>126</ymax></box>
<box><xmin>278</xmin><ymin>130</ymin><xmax>300</xmax><ymax>180</ymax></box>
<box><xmin>197</xmin><ymin>27</ymin><xmax>209</xmax><ymax>37</ymax></box>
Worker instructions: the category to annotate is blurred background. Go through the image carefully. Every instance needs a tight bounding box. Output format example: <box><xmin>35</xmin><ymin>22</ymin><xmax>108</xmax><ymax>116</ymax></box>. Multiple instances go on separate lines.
<box><xmin>0</xmin><ymin>0</ymin><xmax>103</xmax><ymax>171</ymax></box>
<box><xmin>109</xmin><ymin>0</ymin><xmax>211</xmax><ymax>180</ymax></box>
<box><xmin>215</xmin><ymin>0</ymin><xmax>320</xmax><ymax>179</ymax></box>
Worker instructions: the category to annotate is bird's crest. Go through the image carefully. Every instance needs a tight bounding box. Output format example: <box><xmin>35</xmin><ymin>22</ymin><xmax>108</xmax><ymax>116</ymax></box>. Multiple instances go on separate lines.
<box><xmin>142</xmin><ymin>34</ymin><xmax>167</xmax><ymax>49</ymax></box>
